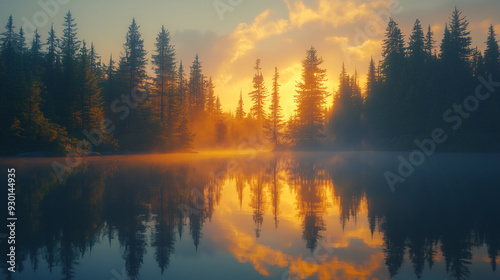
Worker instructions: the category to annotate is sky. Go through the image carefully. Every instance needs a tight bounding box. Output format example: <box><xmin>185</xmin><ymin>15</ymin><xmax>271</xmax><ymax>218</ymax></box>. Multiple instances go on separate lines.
<box><xmin>2</xmin><ymin>0</ymin><xmax>500</xmax><ymax>117</ymax></box>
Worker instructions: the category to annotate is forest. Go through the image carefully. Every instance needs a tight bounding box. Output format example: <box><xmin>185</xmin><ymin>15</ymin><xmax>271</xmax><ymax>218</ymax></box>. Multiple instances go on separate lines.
<box><xmin>1</xmin><ymin>7</ymin><xmax>499</xmax><ymax>156</ymax></box>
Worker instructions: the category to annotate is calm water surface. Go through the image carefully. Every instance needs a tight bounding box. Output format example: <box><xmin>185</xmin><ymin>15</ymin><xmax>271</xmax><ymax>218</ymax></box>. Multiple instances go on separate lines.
<box><xmin>1</xmin><ymin>152</ymin><xmax>499</xmax><ymax>280</ymax></box>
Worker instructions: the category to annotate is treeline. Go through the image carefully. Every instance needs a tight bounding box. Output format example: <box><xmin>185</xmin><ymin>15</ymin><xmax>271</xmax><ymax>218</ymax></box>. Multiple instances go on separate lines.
<box><xmin>0</xmin><ymin>12</ymin><xmax>228</xmax><ymax>155</ymax></box>
<box><xmin>1</xmin><ymin>8</ymin><xmax>500</xmax><ymax>155</ymax></box>
<box><xmin>242</xmin><ymin>7</ymin><xmax>500</xmax><ymax>151</ymax></box>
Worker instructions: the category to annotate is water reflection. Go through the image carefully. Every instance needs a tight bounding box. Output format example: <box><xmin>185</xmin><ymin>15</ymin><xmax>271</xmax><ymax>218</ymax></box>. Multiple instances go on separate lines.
<box><xmin>1</xmin><ymin>152</ymin><xmax>499</xmax><ymax>279</ymax></box>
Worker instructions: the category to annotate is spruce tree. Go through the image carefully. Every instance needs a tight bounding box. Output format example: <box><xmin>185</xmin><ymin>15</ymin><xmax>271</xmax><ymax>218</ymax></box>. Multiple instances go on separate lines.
<box><xmin>188</xmin><ymin>54</ymin><xmax>204</xmax><ymax>118</ymax></box>
<box><xmin>408</xmin><ymin>19</ymin><xmax>425</xmax><ymax>64</ymax></box>
<box><xmin>60</xmin><ymin>10</ymin><xmax>81</xmax><ymax>130</ymax></box>
<box><xmin>152</xmin><ymin>26</ymin><xmax>176</xmax><ymax>124</ymax></box>
<box><xmin>366</xmin><ymin>57</ymin><xmax>376</xmax><ymax>97</ymax></box>
<box><xmin>424</xmin><ymin>25</ymin><xmax>436</xmax><ymax>58</ymax></box>
<box><xmin>265</xmin><ymin>67</ymin><xmax>283</xmax><ymax>146</ymax></box>
<box><xmin>120</xmin><ymin>18</ymin><xmax>147</xmax><ymax>92</ymax></box>
<box><xmin>176</xmin><ymin>60</ymin><xmax>193</xmax><ymax>149</ymax></box>
<box><xmin>294</xmin><ymin>47</ymin><xmax>328</xmax><ymax>145</ymax></box>
<box><xmin>484</xmin><ymin>25</ymin><xmax>500</xmax><ymax>78</ymax></box>
<box><xmin>206</xmin><ymin>77</ymin><xmax>215</xmax><ymax>116</ymax></box>
<box><xmin>381</xmin><ymin>18</ymin><xmax>405</xmax><ymax>82</ymax></box>
<box><xmin>249</xmin><ymin>58</ymin><xmax>267</xmax><ymax>123</ymax></box>
<box><xmin>235</xmin><ymin>90</ymin><xmax>245</xmax><ymax>120</ymax></box>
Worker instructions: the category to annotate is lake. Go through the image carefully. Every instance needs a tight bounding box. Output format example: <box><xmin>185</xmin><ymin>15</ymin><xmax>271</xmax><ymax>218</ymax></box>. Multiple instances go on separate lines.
<box><xmin>1</xmin><ymin>151</ymin><xmax>499</xmax><ymax>280</ymax></box>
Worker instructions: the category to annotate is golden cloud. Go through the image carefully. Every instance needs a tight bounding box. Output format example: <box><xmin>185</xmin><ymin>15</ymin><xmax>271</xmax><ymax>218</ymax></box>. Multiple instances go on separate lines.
<box><xmin>229</xmin><ymin>9</ymin><xmax>290</xmax><ymax>63</ymax></box>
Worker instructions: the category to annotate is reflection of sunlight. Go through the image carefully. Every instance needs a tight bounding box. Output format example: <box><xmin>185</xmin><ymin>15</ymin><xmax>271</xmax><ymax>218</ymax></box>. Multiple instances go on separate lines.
<box><xmin>209</xmin><ymin>169</ymin><xmax>386</xmax><ymax>279</ymax></box>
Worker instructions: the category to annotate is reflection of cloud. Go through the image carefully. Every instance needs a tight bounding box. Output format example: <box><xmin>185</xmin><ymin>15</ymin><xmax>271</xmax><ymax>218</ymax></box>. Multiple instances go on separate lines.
<box><xmin>213</xmin><ymin>223</ymin><xmax>385</xmax><ymax>279</ymax></box>
<box><xmin>210</xmin><ymin>176</ymin><xmax>387</xmax><ymax>280</ymax></box>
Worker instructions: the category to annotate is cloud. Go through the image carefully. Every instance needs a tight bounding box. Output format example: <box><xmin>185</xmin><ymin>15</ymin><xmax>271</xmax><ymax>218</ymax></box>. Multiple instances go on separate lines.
<box><xmin>229</xmin><ymin>9</ymin><xmax>290</xmax><ymax>63</ymax></box>
<box><xmin>327</xmin><ymin>36</ymin><xmax>382</xmax><ymax>62</ymax></box>
<box><xmin>284</xmin><ymin>0</ymin><xmax>395</xmax><ymax>28</ymax></box>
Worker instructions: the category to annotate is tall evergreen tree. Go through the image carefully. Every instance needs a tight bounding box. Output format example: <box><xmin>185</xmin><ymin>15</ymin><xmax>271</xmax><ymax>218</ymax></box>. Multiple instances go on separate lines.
<box><xmin>448</xmin><ymin>7</ymin><xmax>472</xmax><ymax>64</ymax></box>
<box><xmin>424</xmin><ymin>25</ymin><xmax>436</xmax><ymax>58</ymax></box>
<box><xmin>120</xmin><ymin>18</ymin><xmax>148</xmax><ymax>92</ymax></box>
<box><xmin>17</xmin><ymin>27</ymin><xmax>26</xmax><ymax>54</ymax></box>
<box><xmin>42</xmin><ymin>23</ymin><xmax>60</xmax><ymax>120</ymax></box>
<box><xmin>178</xmin><ymin>61</ymin><xmax>187</xmax><ymax>105</ymax></box>
<box><xmin>205</xmin><ymin>77</ymin><xmax>215</xmax><ymax>116</ymax></box>
<box><xmin>1</xmin><ymin>15</ymin><xmax>17</xmax><ymax>51</ymax></box>
<box><xmin>235</xmin><ymin>90</ymin><xmax>245</xmax><ymax>120</ymax></box>
<box><xmin>408</xmin><ymin>19</ymin><xmax>425</xmax><ymax>64</ymax></box>
<box><xmin>329</xmin><ymin>64</ymin><xmax>363</xmax><ymax>147</ymax></box>
<box><xmin>484</xmin><ymin>25</ymin><xmax>500</xmax><ymax>78</ymax></box>
<box><xmin>176</xmin><ymin>60</ymin><xmax>193</xmax><ymax>150</ymax></box>
<box><xmin>381</xmin><ymin>18</ymin><xmax>405</xmax><ymax>82</ymax></box>
<box><xmin>472</xmin><ymin>47</ymin><xmax>486</xmax><ymax>78</ymax></box>
<box><xmin>265</xmin><ymin>67</ymin><xmax>283</xmax><ymax>146</ymax></box>
<box><xmin>188</xmin><ymin>54</ymin><xmax>204</xmax><ymax>118</ymax></box>
<box><xmin>60</xmin><ymin>10</ymin><xmax>81</xmax><ymax>130</ymax></box>
<box><xmin>366</xmin><ymin>57</ymin><xmax>377</xmax><ymax>97</ymax></box>
<box><xmin>249</xmin><ymin>58</ymin><xmax>267</xmax><ymax>123</ymax></box>
<box><xmin>294</xmin><ymin>47</ymin><xmax>328</xmax><ymax>145</ymax></box>
<box><xmin>152</xmin><ymin>26</ymin><xmax>176</xmax><ymax>125</ymax></box>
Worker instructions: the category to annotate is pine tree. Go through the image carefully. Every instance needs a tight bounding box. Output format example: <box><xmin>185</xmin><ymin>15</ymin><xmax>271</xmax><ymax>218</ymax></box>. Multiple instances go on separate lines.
<box><xmin>1</xmin><ymin>15</ymin><xmax>16</xmax><ymax>51</ymax></box>
<box><xmin>235</xmin><ymin>90</ymin><xmax>245</xmax><ymax>120</ymax></box>
<box><xmin>0</xmin><ymin>15</ymin><xmax>26</xmax><ymax>139</ymax></box>
<box><xmin>329</xmin><ymin>64</ymin><xmax>363</xmax><ymax>147</ymax></box>
<box><xmin>117</xmin><ymin>18</ymin><xmax>148</xmax><ymax>146</ymax></box>
<box><xmin>120</xmin><ymin>18</ymin><xmax>147</xmax><ymax>92</ymax></box>
<box><xmin>43</xmin><ymin>23</ymin><xmax>60</xmax><ymax>121</ymax></box>
<box><xmin>17</xmin><ymin>27</ymin><xmax>26</xmax><ymax>54</ymax></box>
<box><xmin>178</xmin><ymin>61</ymin><xmax>187</xmax><ymax>105</ymax></box>
<box><xmin>381</xmin><ymin>18</ymin><xmax>405</xmax><ymax>82</ymax></box>
<box><xmin>205</xmin><ymin>77</ymin><xmax>215</xmax><ymax>116</ymax></box>
<box><xmin>103</xmin><ymin>54</ymin><xmax>118</xmax><ymax>108</ymax></box>
<box><xmin>265</xmin><ymin>67</ymin><xmax>283</xmax><ymax>146</ymax></box>
<box><xmin>71</xmin><ymin>40</ymin><xmax>105</xmax><ymax>135</ymax></box>
<box><xmin>188</xmin><ymin>54</ymin><xmax>204</xmax><ymax>118</ymax></box>
<box><xmin>472</xmin><ymin>47</ymin><xmax>486</xmax><ymax>78</ymax></box>
<box><xmin>61</xmin><ymin>11</ymin><xmax>80</xmax><ymax>65</ymax></box>
<box><xmin>366</xmin><ymin>57</ymin><xmax>376</xmax><ymax>97</ymax></box>
<box><xmin>408</xmin><ymin>19</ymin><xmax>425</xmax><ymax>64</ymax></box>
<box><xmin>294</xmin><ymin>47</ymin><xmax>328</xmax><ymax>145</ymax></box>
<box><xmin>214</xmin><ymin>96</ymin><xmax>226</xmax><ymax>143</ymax></box>
<box><xmin>60</xmin><ymin>10</ymin><xmax>81</xmax><ymax>130</ymax></box>
<box><xmin>152</xmin><ymin>26</ymin><xmax>176</xmax><ymax>125</ymax></box>
<box><xmin>176</xmin><ymin>60</ymin><xmax>193</xmax><ymax>150</ymax></box>
<box><xmin>448</xmin><ymin>7</ymin><xmax>472</xmax><ymax>64</ymax></box>
<box><xmin>484</xmin><ymin>25</ymin><xmax>500</xmax><ymax>78</ymax></box>
<box><xmin>29</xmin><ymin>29</ymin><xmax>43</xmax><ymax>75</ymax></box>
<box><xmin>424</xmin><ymin>25</ymin><xmax>436</xmax><ymax>58</ymax></box>
<box><xmin>249</xmin><ymin>58</ymin><xmax>267</xmax><ymax>123</ymax></box>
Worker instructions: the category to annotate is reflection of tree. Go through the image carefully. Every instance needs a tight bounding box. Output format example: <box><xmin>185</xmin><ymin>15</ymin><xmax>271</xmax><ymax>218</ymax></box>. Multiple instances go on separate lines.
<box><xmin>290</xmin><ymin>158</ymin><xmax>328</xmax><ymax>252</ymax></box>
<box><xmin>6</xmin><ymin>153</ymin><xmax>500</xmax><ymax>280</ymax></box>
<box><xmin>236</xmin><ymin>175</ymin><xmax>246</xmax><ymax>210</ymax></box>
<box><xmin>250</xmin><ymin>173</ymin><xmax>267</xmax><ymax>238</ymax></box>
<box><xmin>151</xmin><ymin>171</ymin><xmax>178</xmax><ymax>274</ymax></box>
<box><xmin>268</xmin><ymin>157</ymin><xmax>283</xmax><ymax>228</ymax></box>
